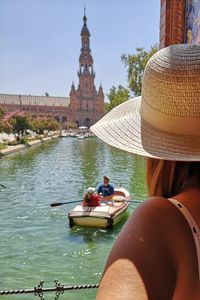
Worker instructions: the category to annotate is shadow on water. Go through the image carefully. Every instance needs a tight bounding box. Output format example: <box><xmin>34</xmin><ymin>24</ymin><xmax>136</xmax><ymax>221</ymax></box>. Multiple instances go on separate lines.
<box><xmin>67</xmin><ymin>211</ymin><xmax>130</xmax><ymax>246</ymax></box>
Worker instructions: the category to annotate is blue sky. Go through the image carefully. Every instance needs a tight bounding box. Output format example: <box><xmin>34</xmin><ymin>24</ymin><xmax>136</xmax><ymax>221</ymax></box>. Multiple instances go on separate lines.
<box><xmin>0</xmin><ymin>0</ymin><xmax>160</xmax><ymax>100</ymax></box>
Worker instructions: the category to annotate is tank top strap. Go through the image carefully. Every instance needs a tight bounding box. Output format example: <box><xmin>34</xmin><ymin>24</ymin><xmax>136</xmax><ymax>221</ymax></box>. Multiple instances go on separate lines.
<box><xmin>168</xmin><ymin>198</ymin><xmax>200</xmax><ymax>281</ymax></box>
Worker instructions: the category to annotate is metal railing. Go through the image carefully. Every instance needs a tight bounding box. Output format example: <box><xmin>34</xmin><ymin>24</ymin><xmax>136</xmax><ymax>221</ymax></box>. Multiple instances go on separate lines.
<box><xmin>0</xmin><ymin>280</ymin><xmax>99</xmax><ymax>300</ymax></box>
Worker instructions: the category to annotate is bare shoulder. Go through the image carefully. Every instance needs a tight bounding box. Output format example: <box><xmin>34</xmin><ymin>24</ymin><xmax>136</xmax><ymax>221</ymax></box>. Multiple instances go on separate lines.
<box><xmin>126</xmin><ymin>196</ymin><xmax>176</xmax><ymax>231</ymax></box>
<box><xmin>97</xmin><ymin>197</ymin><xmax>177</xmax><ymax>299</ymax></box>
<box><xmin>106</xmin><ymin>197</ymin><xmax>176</xmax><ymax>263</ymax></box>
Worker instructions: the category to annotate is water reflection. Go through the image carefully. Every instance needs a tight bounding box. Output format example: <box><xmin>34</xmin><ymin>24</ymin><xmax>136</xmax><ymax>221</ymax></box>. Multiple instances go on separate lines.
<box><xmin>69</xmin><ymin>227</ymin><xmax>112</xmax><ymax>244</ymax></box>
<box><xmin>0</xmin><ymin>137</ymin><xmax>147</xmax><ymax>299</ymax></box>
<box><xmin>73</xmin><ymin>138</ymin><xmax>103</xmax><ymax>191</ymax></box>
<box><xmin>67</xmin><ymin>211</ymin><xmax>130</xmax><ymax>245</ymax></box>
<box><xmin>109</xmin><ymin>146</ymin><xmax>148</xmax><ymax>199</ymax></box>
<box><xmin>71</xmin><ymin>137</ymin><xmax>148</xmax><ymax>201</ymax></box>
<box><xmin>0</xmin><ymin>139</ymin><xmax>58</xmax><ymax>175</ymax></box>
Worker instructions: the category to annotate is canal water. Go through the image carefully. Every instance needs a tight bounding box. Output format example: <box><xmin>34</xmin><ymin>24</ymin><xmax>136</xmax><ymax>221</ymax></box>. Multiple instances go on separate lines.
<box><xmin>0</xmin><ymin>137</ymin><xmax>148</xmax><ymax>300</ymax></box>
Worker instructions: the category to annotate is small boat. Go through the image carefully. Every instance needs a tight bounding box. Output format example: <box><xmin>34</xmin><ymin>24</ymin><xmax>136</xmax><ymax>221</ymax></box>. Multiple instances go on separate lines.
<box><xmin>68</xmin><ymin>187</ymin><xmax>131</xmax><ymax>228</ymax></box>
<box><xmin>77</xmin><ymin>134</ymin><xmax>85</xmax><ymax>139</ymax></box>
<box><xmin>60</xmin><ymin>130</ymin><xmax>70</xmax><ymax>137</ymax></box>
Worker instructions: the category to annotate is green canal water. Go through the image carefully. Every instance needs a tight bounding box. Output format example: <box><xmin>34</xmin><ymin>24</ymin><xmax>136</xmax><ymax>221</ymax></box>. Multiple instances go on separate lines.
<box><xmin>0</xmin><ymin>138</ymin><xmax>148</xmax><ymax>300</ymax></box>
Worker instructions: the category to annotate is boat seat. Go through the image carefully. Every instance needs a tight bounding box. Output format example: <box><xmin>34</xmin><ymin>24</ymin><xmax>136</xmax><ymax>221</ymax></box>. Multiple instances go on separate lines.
<box><xmin>73</xmin><ymin>205</ymin><xmax>110</xmax><ymax>212</ymax></box>
<box><xmin>112</xmin><ymin>195</ymin><xmax>125</xmax><ymax>202</ymax></box>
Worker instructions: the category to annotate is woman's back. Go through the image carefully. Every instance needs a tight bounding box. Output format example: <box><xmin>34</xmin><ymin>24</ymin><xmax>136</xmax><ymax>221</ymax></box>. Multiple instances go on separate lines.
<box><xmin>91</xmin><ymin>45</ymin><xmax>200</xmax><ymax>299</ymax></box>
<box><xmin>96</xmin><ymin>186</ymin><xmax>200</xmax><ymax>299</ymax></box>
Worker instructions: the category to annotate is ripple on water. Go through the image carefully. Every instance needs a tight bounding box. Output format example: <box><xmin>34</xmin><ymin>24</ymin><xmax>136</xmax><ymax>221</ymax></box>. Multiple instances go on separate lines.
<box><xmin>0</xmin><ymin>138</ymin><xmax>147</xmax><ymax>299</ymax></box>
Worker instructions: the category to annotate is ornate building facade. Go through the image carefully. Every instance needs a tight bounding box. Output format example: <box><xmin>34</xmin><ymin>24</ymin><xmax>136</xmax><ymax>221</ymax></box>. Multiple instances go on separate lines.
<box><xmin>0</xmin><ymin>12</ymin><xmax>104</xmax><ymax>128</ymax></box>
<box><xmin>160</xmin><ymin>0</ymin><xmax>200</xmax><ymax>48</ymax></box>
<box><xmin>68</xmin><ymin>12</ymin><xmax>104</xmax><ymax>128</ymax></box>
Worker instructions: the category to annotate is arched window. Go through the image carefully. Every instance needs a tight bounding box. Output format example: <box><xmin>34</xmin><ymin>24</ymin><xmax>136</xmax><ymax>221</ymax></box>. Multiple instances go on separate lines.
<box><xmin>85</xmin><ymin>118</ymin><xmax>90</xmax><ymax>127</ymax></box>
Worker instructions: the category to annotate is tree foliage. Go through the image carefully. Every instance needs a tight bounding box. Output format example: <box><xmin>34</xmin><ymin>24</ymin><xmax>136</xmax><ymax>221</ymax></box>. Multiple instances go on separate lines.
<box><xmin>0</xmin><ymin>121</ymin><xmax>12</xmax><ymax>133</ymax></box>
<box><xmin>30</xmin><ymin>118</ymin><xmax>59</xmax><ymax>134</ymax></box>
<box><xmin>106</xmin><ymin>85</ymin><xmax>130</xmax><ymax>112</ymax></box>
<box><xmin>47</xmin><ymin>119</ymin><xmax>60</xmax><ymax>131</ymax></box>
<box><xmin>0</xmin><ymin>106</ymin><xmax>5</xmax><ymax>119</ymax></box>
<box><xmin>121</xmin><ymin>45</ymin><xmax>158</xmax><ymax>96</ymax></box>
<box><xmin>62</xmin><ymin>122</ymin><xmax>77</xmax><ymax>130</ymax></box>
<box><xmin>3</xmin><ymin>111</ymin><xmax>31</xmax><ymax>138</ymax></box>
<box><xmin>12</xmin><ymin>115</ymin><xmax>30</xmax><ymax>136</ymax></box>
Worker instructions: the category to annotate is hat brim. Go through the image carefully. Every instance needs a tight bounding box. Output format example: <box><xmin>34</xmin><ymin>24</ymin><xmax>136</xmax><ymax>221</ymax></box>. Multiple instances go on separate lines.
<box><xmin>91</xmin><ymin>97</ymin><xmax>200</xmax><ymax>161</ymax></box>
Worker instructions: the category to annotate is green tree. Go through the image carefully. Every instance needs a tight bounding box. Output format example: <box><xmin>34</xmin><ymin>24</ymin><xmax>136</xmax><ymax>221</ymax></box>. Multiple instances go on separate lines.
<box><xmin>30</xmin><ymin>118</ymin><xmax>45</xmax><ymax>134</ymax></box>
<box><xmin>2</xmin><ymin>111</ymin><xmax>31</xmax><ymax>139</ymax></box>
<box><xmin>0</xmin><ymin>107</ymin><xmax>4</xmax><ymax>132</ymax></box>
<box><xmin>66</xmin><ymin>122</ymin><xmax>77</xmax><ymax>130</ymax></box>
<box><xmin>12</xmin><ymin>114</ymin><xmax>30</xmax><ymax>138</ymax></box>
<box><xmin>46</xmin><ymin>119</ymin><xmax>59</xmax><ymax>131</ymax></box>
<box><xmin>0</xmin><ymin>106</ymin><xmax>5</xmax><ymax>119</ymax></box>
<box><xmin>30</xmin><ymin>118</ymin><xmax>59</xmax><ymax>134</ymax></box>
<box><xmin>0</xmin><ymin>121</ymin><xmax>12</xmax><ymax>133</ymax></box>
<box><xmin>121</xmin><ymin>45</ymin><xmax>158</xmax><ymax>96</ymax></box>
<box><xmin>106</xmin><ymin>85</ymin><xmax>130</xmax><ymax>112</ymax></box>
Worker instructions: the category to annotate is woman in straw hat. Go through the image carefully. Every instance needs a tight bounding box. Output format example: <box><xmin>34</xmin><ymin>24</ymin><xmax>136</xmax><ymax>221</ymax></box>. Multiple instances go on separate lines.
<box><xmin>91</xmin><ymin>44</ymin><xmax>200</xmax><ymax>299</ymax></box>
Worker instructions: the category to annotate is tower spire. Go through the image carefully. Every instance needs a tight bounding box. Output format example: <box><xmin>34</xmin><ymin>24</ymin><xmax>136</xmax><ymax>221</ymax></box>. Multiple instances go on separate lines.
<box><xmin>81</xmin><ymin>6</ymin><xmax>89</xmax><ymax>35</ymax></box>
<box><xmin>83</xmin><ymin>5</ymin><xmax>87</xmax><ymax>26</ymax></box>
<box><xmin>69</xmin><ymin>11</ymin><xmax>104</xmax><ymax>127</ymax></box>
<box><xmin>78</xmin><ymin>11</ymin><xmax>95</xmax><ymax>93</ymax></box>
<box><xmin>84</xmin><ymin>5</ymin><xmax>86</xmax><ymax>17</ymax></box>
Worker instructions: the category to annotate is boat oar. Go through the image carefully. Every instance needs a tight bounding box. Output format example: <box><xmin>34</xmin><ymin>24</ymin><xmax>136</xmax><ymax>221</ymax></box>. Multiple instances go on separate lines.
<box><xmin>0</xmin><ymin>183</ymin><xmax>7</xmax><ymax>188</ymax></box>
<box><xmin>51</xmin><ymin>199</ymin><xmax>143</xmax><ymax>207</ymax></box>
<box><xmin>113</xmin><ymin>198</ymin><xmax>143</xmax><ymax>204</ymax></box>
<box><xmin>125</xmin><ymin>199</ymin><xmax>143</xmax><ymax>204</ymax></box>
<box><xmin>50</xmin><ymin>200</ymin><xmax>81</xmax><ymax>207</ymax></box>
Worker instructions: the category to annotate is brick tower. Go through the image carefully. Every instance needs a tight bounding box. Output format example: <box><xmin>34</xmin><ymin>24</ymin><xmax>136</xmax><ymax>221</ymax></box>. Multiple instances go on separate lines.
<box><xmin>69</xmin><ymin>9</ymin><xmax>104</xmax><ymax>128</ymax></box>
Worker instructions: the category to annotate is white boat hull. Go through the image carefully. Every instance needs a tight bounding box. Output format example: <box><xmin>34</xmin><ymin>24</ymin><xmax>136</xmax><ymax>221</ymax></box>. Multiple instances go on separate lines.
<box><xmin>68</xmin><ymin>187</ymin><xmax>130</xmax><ymax>228</ymax></box>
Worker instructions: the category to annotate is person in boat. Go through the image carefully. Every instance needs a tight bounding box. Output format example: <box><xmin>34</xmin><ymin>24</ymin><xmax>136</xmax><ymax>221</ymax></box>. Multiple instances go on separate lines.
<box><xmin>91</xmin><ymin>44</ymin><xmax>200</xmax><ymax>299</ymax></box>
<box><xmin>97</xmin><ymin>175</ymin><xmax>114</xmax><ymax>201</ymax></box>
<box><xmin>82</xmin><ymin>187</ymin><xmax>101</xmax><ymax>207</ymax></box>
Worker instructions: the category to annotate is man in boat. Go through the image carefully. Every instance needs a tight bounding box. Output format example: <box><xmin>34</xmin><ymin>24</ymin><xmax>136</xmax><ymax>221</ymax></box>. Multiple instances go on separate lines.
<box><xmin>82</xmin><ymin>187</ymin><xmax>101</xmax><ymax>207</ymax></box>
<box><xmin>97</xmin><ymin>175</ymin><xmax>114</xmax><ymax>201</ymax></box>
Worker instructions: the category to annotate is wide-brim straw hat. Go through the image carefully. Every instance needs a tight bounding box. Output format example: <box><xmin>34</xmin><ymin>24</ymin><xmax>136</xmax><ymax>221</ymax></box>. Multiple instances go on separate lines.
<box><xmin>91</xmin><ymin>44</ymin><xmax>200</xmax><ymax>161</ymax></box>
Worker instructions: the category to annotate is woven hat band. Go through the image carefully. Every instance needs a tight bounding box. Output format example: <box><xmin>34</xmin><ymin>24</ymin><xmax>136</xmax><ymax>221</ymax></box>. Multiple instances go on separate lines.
<box><xmin>141</xmin><ymin>98</ymin><xmax>200</xmax><ymax>136</ymax></box>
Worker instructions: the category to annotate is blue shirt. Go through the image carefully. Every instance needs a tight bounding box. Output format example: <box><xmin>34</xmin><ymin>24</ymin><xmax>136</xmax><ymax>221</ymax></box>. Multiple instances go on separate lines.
<box><xmin>97</xmin><ymin>184</ymin><xmax>114</xmax><ymax>197</ymax></box>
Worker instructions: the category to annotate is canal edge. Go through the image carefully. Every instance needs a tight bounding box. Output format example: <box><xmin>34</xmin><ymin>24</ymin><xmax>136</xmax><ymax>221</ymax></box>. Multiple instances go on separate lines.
<box><xmin>0</xmin><ymin>134</ymin><xmax>60</xmax><ymax>157</ymax></box>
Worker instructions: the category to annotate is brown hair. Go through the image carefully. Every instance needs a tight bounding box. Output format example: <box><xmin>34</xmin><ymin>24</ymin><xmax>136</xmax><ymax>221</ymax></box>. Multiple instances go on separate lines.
<box><xmin>146</xmin><ymin>158</ymin><xmax>200</xmax><ymax>198</ymax></box>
